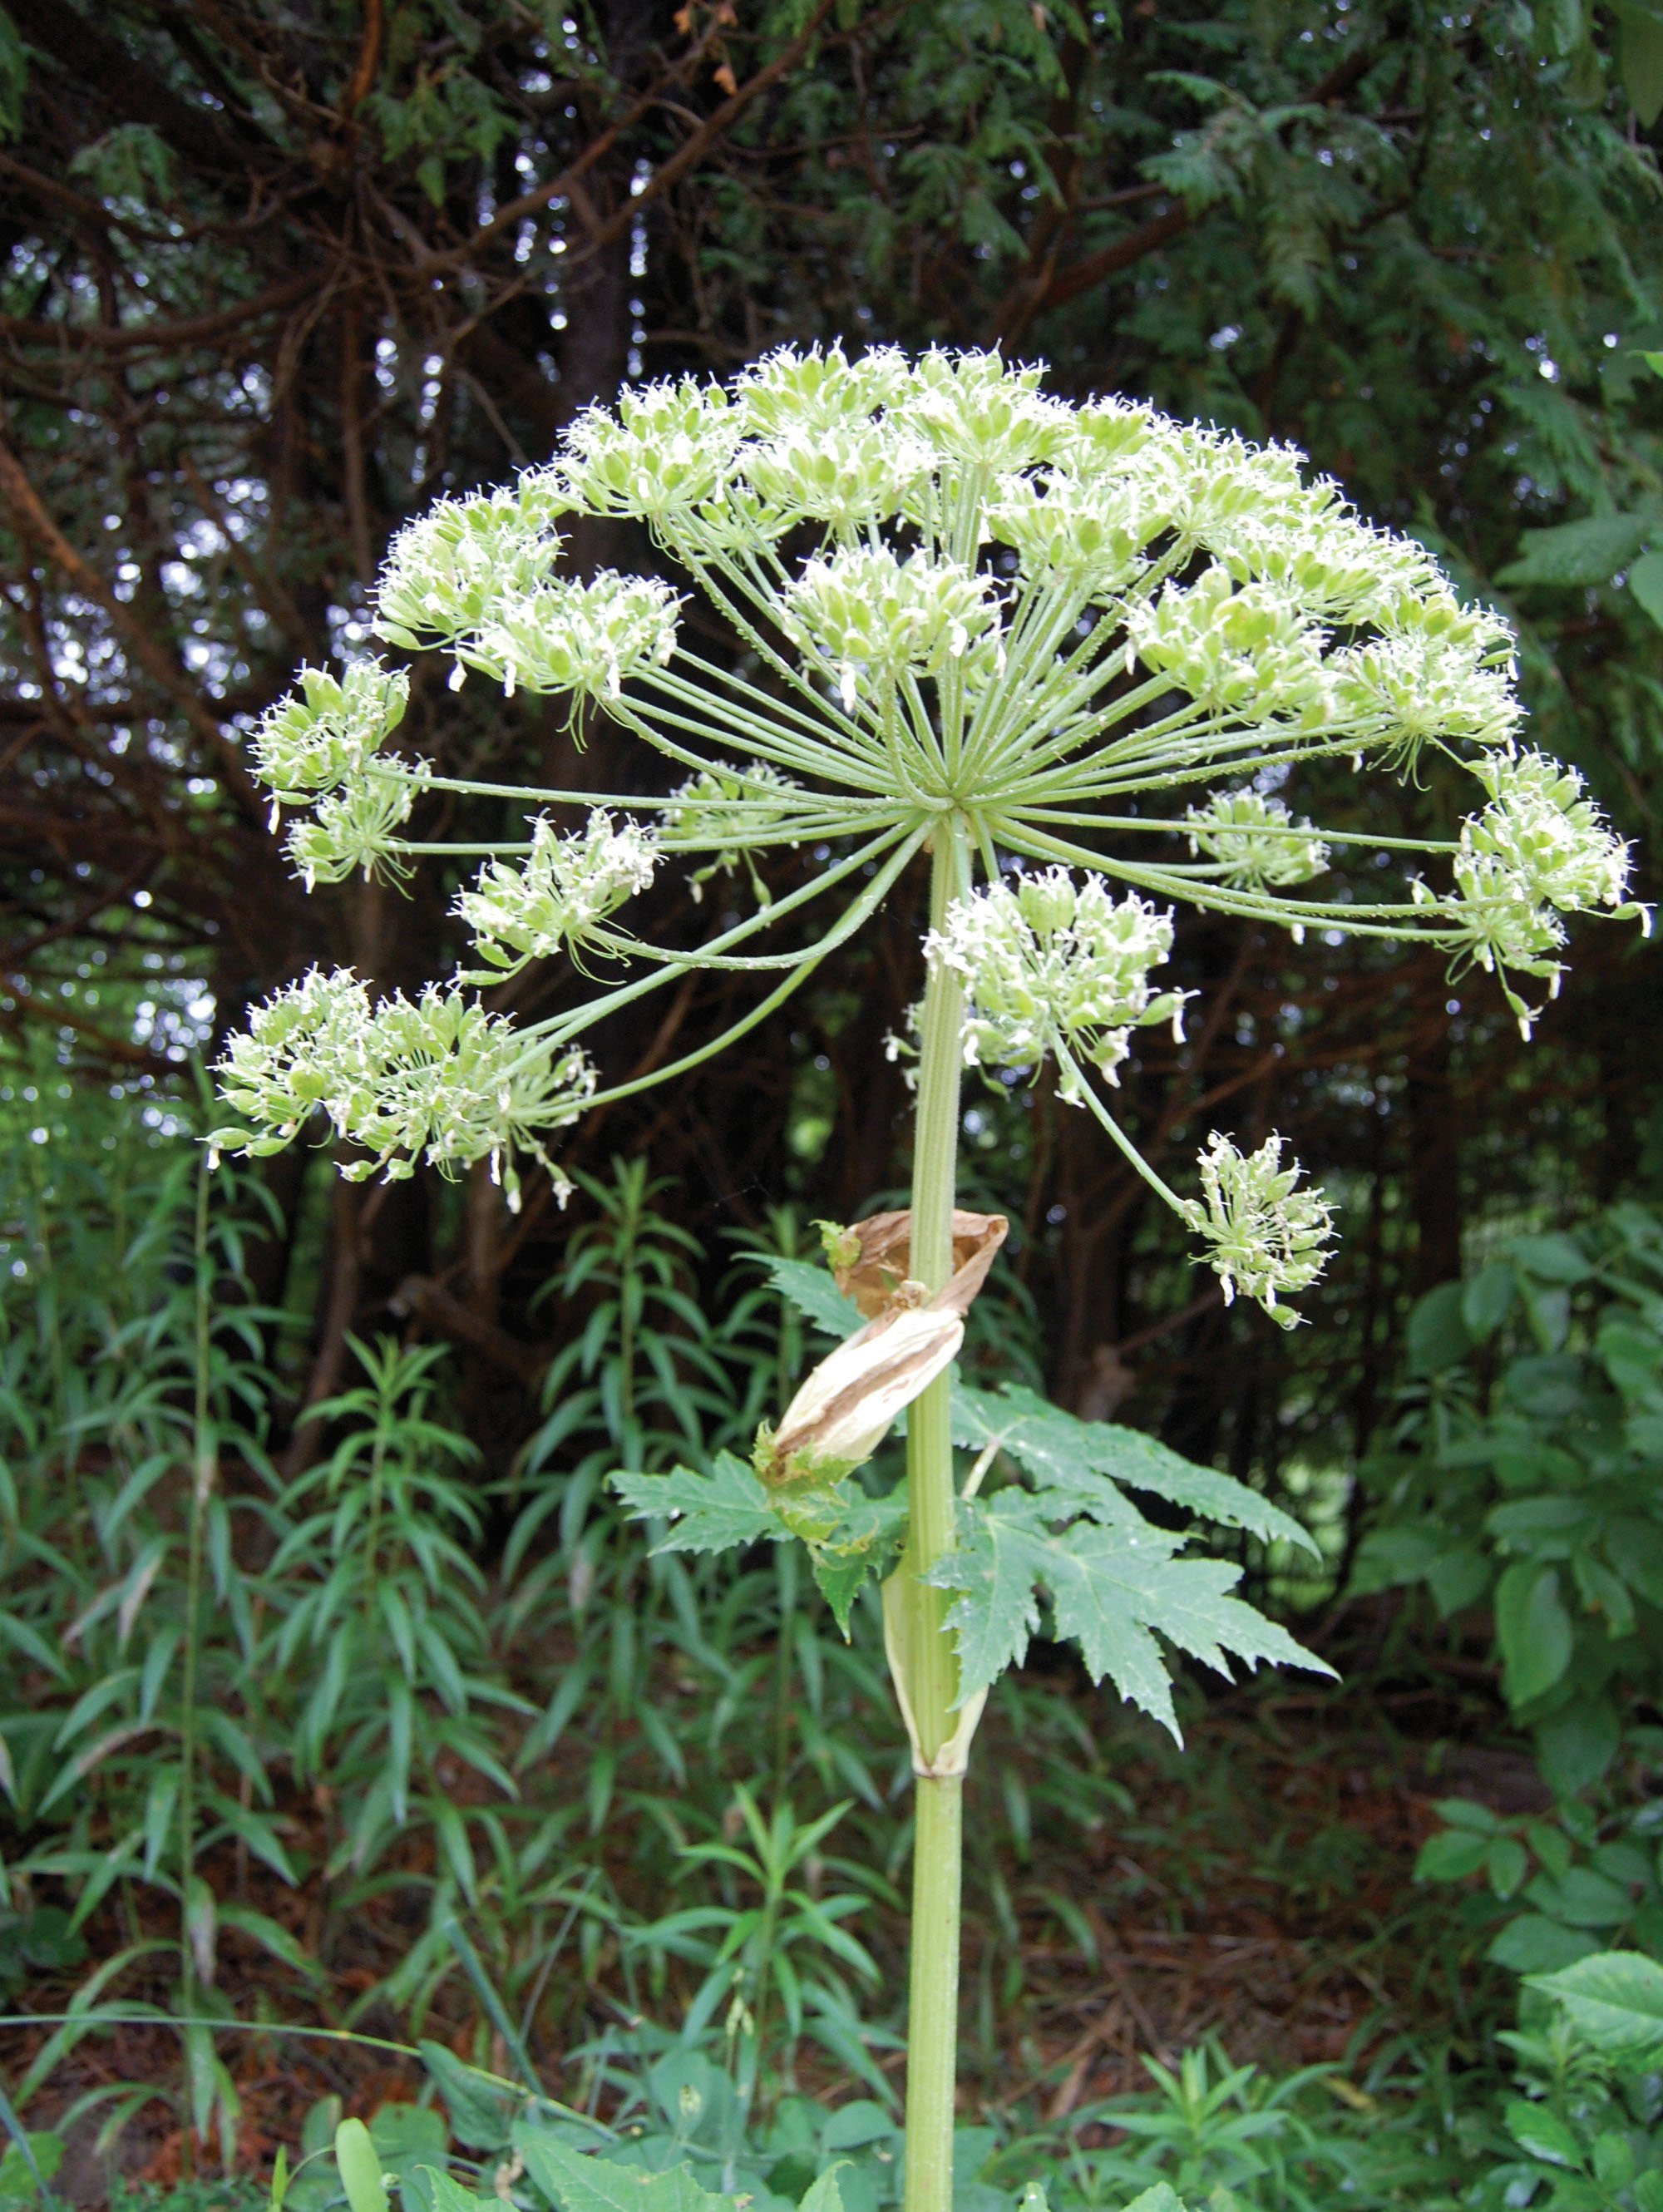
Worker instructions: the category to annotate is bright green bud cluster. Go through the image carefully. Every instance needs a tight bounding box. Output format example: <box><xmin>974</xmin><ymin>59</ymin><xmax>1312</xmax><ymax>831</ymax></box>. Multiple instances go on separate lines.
<box><xmin>927</xmin><ymin>869</ymin><xmax>1187</xmax><ymax>1090</ymax></box>
<box><xmin>890</xmin><ymin>348</ymin><xmax>1071</xmax><ymax>471</ymax></box>
<box><xmin>455</xmin><ymin>810</ymin><xmax>659</xmax><ymax>978</ymax></box>
<box><xmin>743</xmin><ymin>422</ymin><xmax>934</xmax><ymax>529</ymax></box>
<box><xmin>783</xmin><ymin>547</ymin><xmax>1001</xmax><ymax>709</ymax></box>
<box><xmin>455</xmin><ymin>573</ymin><xmax>680</xmax><ymax>701</ymax></box>
<box><xmin>210</xmin><ymin>968</ymin><xmax>595</xmax><ymax>1208</ymax></box>
<box><xmin>561</xmin><ymin>377</ymin><xmax>742</xmax><ymax>518</ymax></box>
<box><xmin>984</xmin><ymin>472</ymin><xmax>1152</xmax><ymax>599</ymax></box>
<box><xmin>251</xmin><ymin>660</ymin><xmax>412</xmax><ymax>811</ymax></box>
<box><xmin>1329</xmin><ymin>630</ymin><xmax>1521</xmax><ymax>753</ymax></box>
<box><xmin>1181</xmin><ymin>1132</ymin><xmax>1335</xmax><ymax>1328</ymax></box>
<box><xmin>1128</xmin><ymin>570</ymin><xmax>1329</xmax><ymax>727</ymax></box>
<box><xmin>375</xmin><ymin>485</ymin><xmax>567</xmax><ymax>649</ymax></box>
<box><xmin>663</xmin><ymin>761</ymin><xmax>803</xmax><ymax>901</ymax></box>
<box><xmin>1185</xmin><ymin>790</ymin><xmax>1330</xmax><ymax>890</ymax></box>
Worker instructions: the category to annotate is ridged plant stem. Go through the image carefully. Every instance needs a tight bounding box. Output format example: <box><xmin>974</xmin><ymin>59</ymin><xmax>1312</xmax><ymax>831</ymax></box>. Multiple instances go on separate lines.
<box><xmin>898</xmin><ymin>813</ymin><xmax>971</xmax><ymax>2212</ymax></box>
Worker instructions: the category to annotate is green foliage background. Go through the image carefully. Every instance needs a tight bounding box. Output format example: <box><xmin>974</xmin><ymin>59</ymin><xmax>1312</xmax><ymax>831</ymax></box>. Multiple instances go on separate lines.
<box><xmin>4</xmin><ymin>0</ymin><xmax>1663</xmax><ymax>2204</ymax></box>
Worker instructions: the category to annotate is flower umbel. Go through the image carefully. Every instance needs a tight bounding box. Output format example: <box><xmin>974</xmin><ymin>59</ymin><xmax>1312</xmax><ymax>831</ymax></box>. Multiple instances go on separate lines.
<box><xmin>1181</xmin><ymin>1133</ymin><xmax>1336</xmax><ymax>1327</ymax></box>
<box><xmin>455</xmin><ymin>811</ymin><xmax>659</xmax><ymax>978</ymax></box>
<box><xmin>782</xmin><ymin>547</ymin><xmax>1001</xmax><ymax>710</ymax></box>
<box><xmin>252</xmin><ymin>661</ymin><xmax>416</xmax><ymax>812</ymax></box>
<box><xmin>454</xmin><ymin>573</ymin><xmax>680</xmax><ymax>702</ymax></box>
<box><xmin>219</xmin><ymin>345</ymin><xmax>1639</xmax><ymax>1327</ymax></box>
<box><xmin>1422</xmin><ymin>749</ymin><xmax>1644</xmax><ymax>1032</ymax></box>
<box><xmin>210</xmin><ymin>970</ymin><xmax>595</xmax><ymax>1209</ymax></box>
<box><xmin>1185</xmin><ymin>790</ymin><xmax>1330</xmax><ymax>890</ymax></box>
<box><xmin>928</xmin><ymin>870</ymin><xmax>1187</xmax><ymax>1092</ymax></box>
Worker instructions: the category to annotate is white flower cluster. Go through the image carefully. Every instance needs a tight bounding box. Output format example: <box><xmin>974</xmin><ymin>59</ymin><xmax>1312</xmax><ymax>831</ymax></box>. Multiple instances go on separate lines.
<box><xmin>1468</xmin><ymin>750</ymin><xmax>1632</xmax><ymax>913</ymax></box>
<box><xmin>375</xmin><ymin>483</ymin><xmax>567</xmax><ymax>649</ymax></box>
<box><xmin>1185</xmin><ymin>790</ymin><xmax>1330</xmax><ymax>890</ymax></box>
<box><xmin>983</xmin><ymin>472</ymin><xmax>1152</xmax><ymax>600</ymax></box>
<box><xmin>927</xmin><ymin>869</ymin><xmax>1187</xmax><ymax>1091</ymax></box>
<box><xmin>663</xmin><ymin>761</ymin><xmax>804</xmax><ymax>900</ymax></box>
<box><xmin>886</xmin><ymin>348</ymin><xmax>1072</xmax><ymax>472</ymax></box>
<box><xmin>453</xmin><ymin>573</ymin><xmax>680</xmax><ymax>701</ymax></box>
<box><xmin>287</xmin><ymin>766</ymin><xmax>422</xmax><ymax>890</ymax></box>
<box><xmin>249</xmin><ymin>660</ymin><xmax>427</xmax><ymax>886</ymax></box>
<box><xmin>744</xmin><ymin>422</ymin><xmax>935</xmax><ymax>531</ymax></box>
<box><xmin>1181</xmin><ymin>1132</ymin><xmax>1335</xmax><ymax>1328</ymax></box>
<box><xmin>1208</xmin><ymin>510</ymin><xmax>1439</xmax><ymax>628</ymax></box>
<box><xmin>1127</xmin><ymin>570</ymin><xmax>1330</xmax><ymax>728</ymax></box>
<box><xmin>210</xmin><ymin>968</ymin><xmax>595</xmax><ymax>1209</ymax></box>
<box><xmin>251</xmin><ymin>660</ymin><xmax>412</xmax><ymax>811</ymax></box>
<box><xmin>454</xmin><ymin>811</ymin><xmax>659</xmax><ymax>978</ymax></box>
<box><xmin>732</xmin><ymin>342</ymin><xmax>910</xmax><ymax>433</ymax></box>
<box><xmin>560</xmin><ymin>378</ymin><xmax>742</xmax><ymax>519</ymax></box>
<box><xmin>1327</xmin><ymin>629</ymin><xmax>1521</xmax><ymax>754</ymax></box>
<box><xmin>1424</xmin><ymin>750</ymin><xmax>1641</xmax><ymax>1021</ymax></box>
<box><xmin>783</xmin><ymin>547</ymin><xmax>1002</xmax><ymax>710</ymax></box>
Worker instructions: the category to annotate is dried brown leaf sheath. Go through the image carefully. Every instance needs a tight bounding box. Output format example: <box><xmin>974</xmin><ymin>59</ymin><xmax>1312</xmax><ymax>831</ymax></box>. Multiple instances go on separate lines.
<box><xmin>828</xmin><ymin>1208</ymin><xmax>1009</xmax><ymax>1320</ymax></box>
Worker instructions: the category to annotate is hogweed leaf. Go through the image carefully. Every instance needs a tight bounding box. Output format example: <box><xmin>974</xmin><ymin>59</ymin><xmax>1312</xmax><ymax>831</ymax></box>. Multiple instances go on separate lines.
<box><xmin>609</xmin><ymin>1454</ymin><xmax>782</xmax><ymax>1554</ymax></box>
<box><xmin>800</xmin><ymin>1489</ymin><xmax>910</xmax><ymax>1635</ymax></box>
<box><xmin>764</xmin><ymin>1256</ymin><xmax>865</xmax><ymax>1337</ymax></box>
<box><xmin>926</xmin><ymin>1496</ymin><xmax>1332</xmax><ymax>1739</ymax></box>
<box><xmin>952</xmin><ymin>1381</ymin><xmax>1319</xmax><ymax>1553</ymax></box>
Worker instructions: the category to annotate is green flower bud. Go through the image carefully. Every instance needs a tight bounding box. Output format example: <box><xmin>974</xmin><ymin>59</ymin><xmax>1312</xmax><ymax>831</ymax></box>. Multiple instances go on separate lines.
<box><xmin>1185</xmin><ymin>790</ymin><xmax>1330</xmax><ymax>890</ymax></box>
<box><xmin>1181</xmin><ymin>1133</ymin><xmax>1335</xmax><ymax>1327</ymax></box>
<box><xmin>927</xmin><ymin>869</ymin><xmax>1186</xmax><ymax>1087</ymax></box>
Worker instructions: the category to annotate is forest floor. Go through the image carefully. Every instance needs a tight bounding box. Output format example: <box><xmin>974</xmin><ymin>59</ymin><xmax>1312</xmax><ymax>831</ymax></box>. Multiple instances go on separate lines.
<box><xmin>8</xmin><ymin>1653</ymin><xmax>1527</xmax><ymax>2207</ymax></box>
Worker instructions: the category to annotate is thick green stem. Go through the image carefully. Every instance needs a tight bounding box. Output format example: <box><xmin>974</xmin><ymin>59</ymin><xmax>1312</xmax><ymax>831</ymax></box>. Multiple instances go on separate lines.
<box><xmin>905</xmin><ymin>1775</ymin><xmax>963</xmax><ymax>2212</ymax></box>
<box><xmin>895</xmin><ymin>817</ymin><xmax>972</xmax><ymax>2212</ymax></box>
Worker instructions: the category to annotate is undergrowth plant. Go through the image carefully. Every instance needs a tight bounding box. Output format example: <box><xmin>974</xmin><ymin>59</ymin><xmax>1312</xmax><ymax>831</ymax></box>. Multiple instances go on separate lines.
<box><xmin>1354</xmin><ymin>1201</ymin><xmax>1663</xmax><ymax>1983</ymax></box>
<box><xmin>209</xmin><ymin>345</ymin><xmax>1642</xmax><ymax>2212</ymax></box>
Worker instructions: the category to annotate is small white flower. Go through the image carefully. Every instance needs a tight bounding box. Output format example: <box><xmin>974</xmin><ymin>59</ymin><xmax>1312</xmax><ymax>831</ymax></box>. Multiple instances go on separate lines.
<box><xmin>1182</xmin><ymin>1133</ymin><xmax>1335</xmax><ymax>1327</ymax></box>
<box><xmin>456</xmin><ymin>811</ymin><xmax>658</xmax><ymax>977</ymax></box>
<box><xmin>456</xmin><ymin>573</ymin><xmax>680</xmax><ymax>701</ymax></box>
<box><xmin>374</xmin><ymin>484</ymin><xmax>567</xmax><ymax>649</ymax></box>
<box><xmin>251</xmin><ymin>660</ymin><xmax>412</xmax><ymax>811</ymax></box>
<box><xmin>1185</xmin><ymin>790</ymin><xmax>1330</xmax><ymax>890</ymax></box>
<box><xmin>782</xmin><ymin>546</ymin><xmax>1001</xmax><ymax>708</ymax></box>
<box><xmin>927</xmin><ymin>870</ymin><xmax>1187</xmax><ymax>1089</ymax></box>
<box><xmin>210</xmin><ymin>970</ymin><xmax>595</xmax><ymax>1212</ymax></box>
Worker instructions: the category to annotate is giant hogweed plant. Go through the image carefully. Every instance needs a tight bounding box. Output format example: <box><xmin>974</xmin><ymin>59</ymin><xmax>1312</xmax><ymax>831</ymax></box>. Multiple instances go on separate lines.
<box><xmin>210</xmin><ymin>347</ymin><xmax>1642</xmax><ymax>2212</ymax></box>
